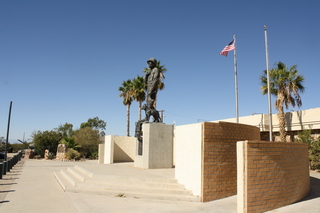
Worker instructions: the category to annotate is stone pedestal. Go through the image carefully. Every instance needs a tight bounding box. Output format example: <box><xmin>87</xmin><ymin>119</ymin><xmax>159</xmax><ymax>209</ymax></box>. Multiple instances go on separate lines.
<box><xmin>44</xmin><ymin>149</ymin><xmax>49</xmax><ymax>160</ymax></box>
<box><xmin>56</xmin><ymin>144</ymin><xmax>67</xmax><ymax>161</ymax></box>
<box><xmin>24</xmin><ymin>149</ymin><xmax>34</xmax><ymax>159</ymax></box>
<box><xmin>134</xmin><ymin>123</ymin><xmax>173</xmax><ymax>169</ymax></box>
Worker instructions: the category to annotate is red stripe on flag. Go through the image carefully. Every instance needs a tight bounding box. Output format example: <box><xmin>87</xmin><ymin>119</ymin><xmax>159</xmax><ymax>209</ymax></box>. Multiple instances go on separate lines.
<box><xmin>220</xmin><ymin>39</ymin><xmax>235</xmax><ymax>57</ymax></box>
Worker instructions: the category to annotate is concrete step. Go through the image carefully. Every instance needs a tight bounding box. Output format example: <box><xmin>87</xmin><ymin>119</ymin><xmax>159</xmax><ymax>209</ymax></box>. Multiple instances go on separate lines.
<box><xmin>67</xmin><ymin>167</ymin><xmax>86</xmax><ymax>182</ymax></box>
<box><xmin>53</xmin><ymin>165</ymin><xmax>200</xmax><ymax>202</ymax></box>
<box><xmin>92</xmin><ymin>175</ymin><xmax>178</xmax><ymax>184</ymax></box>
<box><xmin>67</xmin><ymin>186</ymin><xmax>201</xmax><ymax>202</ymax></box>
<box><xmin>84</xmin><ymin>177</ymin><xmax>184</xmax><ymax>189</ymax></box>
<box><xmin>53</xmin><ymin>171</ymin><xmax>73</xmax><ymax>191</ymax></box>
<box><xmin>76</xmin><ymin>181</ymin><xmax>192</xmax><ymax>196</ymax></box>
<box><xmin>74</xmin><ymin>165</ymin><xmax>94</xmax><ymax>178</ymax></box>
<box><xmin>53</xmin><ymin>165</ymin><xmax>93</xmax><ymax>189</ymax></box>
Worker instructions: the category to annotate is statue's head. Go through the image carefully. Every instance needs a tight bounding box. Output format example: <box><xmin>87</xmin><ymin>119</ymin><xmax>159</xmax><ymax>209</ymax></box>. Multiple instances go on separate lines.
<box><xmin>147</xmin><ymin>58</ymin><xmax>157</xmax><ymax>68</ymax></box>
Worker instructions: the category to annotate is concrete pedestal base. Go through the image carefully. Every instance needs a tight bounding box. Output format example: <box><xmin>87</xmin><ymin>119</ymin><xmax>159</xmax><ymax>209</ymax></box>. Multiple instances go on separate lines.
<box><xmin>134</xmin><ymin>123</ymin><xmax>173</xmax><ymax>169</ymax></box>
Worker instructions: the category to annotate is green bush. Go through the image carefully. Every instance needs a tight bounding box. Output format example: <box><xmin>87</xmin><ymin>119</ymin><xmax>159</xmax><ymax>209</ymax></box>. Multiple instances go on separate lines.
<box><xmin>295</xmin><ymin>129</ymin><xmax>320</xmax><ymax>170</ymax></box>
<box><xmin>65</xmin><ymin>148</ymin><xmax>81</xmax><ymax>161</ymax></box>
<box><xmin>47</xmin><ymin>152</ymin><xmax>55</xmax><ymax>160</ymax></box>
<box><xmin>90</xmin><ymin>151</ymin><xmax>99</xmax><ymax>160</ymax></box>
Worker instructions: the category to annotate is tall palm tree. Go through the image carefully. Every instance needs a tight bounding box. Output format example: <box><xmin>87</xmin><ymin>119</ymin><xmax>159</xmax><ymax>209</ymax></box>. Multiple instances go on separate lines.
<box><xmin>119</xmin><ymin>79</ymin><xmax>133</xmax><ymax>136</ymax></box>
<box><xmin>260</xmin><ymin>61</ymin><xmax>305</xmax><ymax>142</ymax></box>
<box><xmin>132</xmin><ymin>76</ymin><xmax>146</xmax><ymax>120</ymax></box>
<box><xmin>156</xmin><ymin>60</ymin><xmax>167</xmax><ymax>91</ymax></box>
<box><xmin>143</xmin><ymin>60</ymin><xmax>167</xmax><ymax>108</ymax></box>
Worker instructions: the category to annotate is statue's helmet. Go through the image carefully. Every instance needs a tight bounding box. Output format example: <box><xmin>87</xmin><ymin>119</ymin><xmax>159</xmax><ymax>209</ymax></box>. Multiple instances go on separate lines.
<box><xmin>147</xmin><ymin>58</ymin><xmax>157</xmax><ymax>65</ymax></box>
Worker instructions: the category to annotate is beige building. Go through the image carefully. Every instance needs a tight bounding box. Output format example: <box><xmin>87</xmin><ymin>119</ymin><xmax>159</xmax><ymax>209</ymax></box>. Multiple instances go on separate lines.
<box><xmin>212</xmin><ymin>107</ymin><xmax>320</xmax><ymax>141</ymax></box>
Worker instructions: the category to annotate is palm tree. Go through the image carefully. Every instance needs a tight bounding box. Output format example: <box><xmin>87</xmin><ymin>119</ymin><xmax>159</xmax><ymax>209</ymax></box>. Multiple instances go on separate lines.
<box><xmin>156</xmin><ymin>60</ymin><xmax>167</xmax><ymax>91</ymax></box>
<box><xmin>132</xmin><ymin>76</ymin><xmax>146</xmax><ymax>120</ymax></box>
<box><xmin>60</xmin><ymin>137</ymin><xmax>80</xmax><ymax>150</ymax></box>
<box><xmin>143</xmin><ymin>60</ymin><xmax>167</xmax><ymax>108</ymax></box>
<box><xmin>119</xmin><ymin>79</ymin><xmax>133</xmax><ymax>136</ymax></box>
<box><xmin>260</xmin><ymin>61</ymin><xmax>305</xmax><ymax>142</ymax></box>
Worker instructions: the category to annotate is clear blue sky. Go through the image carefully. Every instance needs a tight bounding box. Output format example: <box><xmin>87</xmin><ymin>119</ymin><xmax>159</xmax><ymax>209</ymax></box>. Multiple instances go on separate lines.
<box><xmin>1</xmin><ymin>0</ymin><xmax>320</xmax><ymax>142</ymax></box>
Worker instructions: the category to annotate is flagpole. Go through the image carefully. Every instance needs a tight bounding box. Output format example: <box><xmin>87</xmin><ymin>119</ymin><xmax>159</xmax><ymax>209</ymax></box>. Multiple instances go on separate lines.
<box><xmin>233</xmin><ymin>35</ymin><xmax>239</xmax><ymax>123</ymax></box>
<box><xmin>264</xmin><ymin>26</ymin><xmax>273</xmax><ymax>141</ymax></box>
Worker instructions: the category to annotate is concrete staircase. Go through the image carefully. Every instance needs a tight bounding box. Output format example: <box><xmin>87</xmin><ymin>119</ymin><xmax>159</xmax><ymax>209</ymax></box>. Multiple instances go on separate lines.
<box><xmin>53</xmin><ymin>165</ymin><xmax>200</xmax><ymax>202</ymax></box>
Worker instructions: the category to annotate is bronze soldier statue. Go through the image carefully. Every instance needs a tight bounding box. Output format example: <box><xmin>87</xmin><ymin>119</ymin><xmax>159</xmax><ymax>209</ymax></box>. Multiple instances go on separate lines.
<box><xmin>135</xmin><ymin>58</ymin><xmax>162</xmax><ymax>155</ymax></box>
<box><xmin>144</xmin><ymin>58</ymin><xmax>160</xmax><ymax>110</ymax></box>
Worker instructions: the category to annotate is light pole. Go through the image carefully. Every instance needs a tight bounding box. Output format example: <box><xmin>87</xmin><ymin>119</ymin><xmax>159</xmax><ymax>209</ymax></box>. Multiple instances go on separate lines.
<box><xmin>5</xmin><ymin>101</ymin><xmax>13</xmax><ymax>161</ymax></box>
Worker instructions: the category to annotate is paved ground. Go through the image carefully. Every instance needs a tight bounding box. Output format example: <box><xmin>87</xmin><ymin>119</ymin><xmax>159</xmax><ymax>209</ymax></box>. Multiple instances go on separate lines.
<box><xmin>0</xmin><ymin>158</ymin><xmax>319</xmax><ymax>213</ymax></box>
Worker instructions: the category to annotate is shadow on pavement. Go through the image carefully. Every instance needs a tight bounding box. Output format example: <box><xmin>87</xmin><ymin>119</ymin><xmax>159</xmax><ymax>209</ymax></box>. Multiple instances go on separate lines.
<box><xmin>0</xmin><ymin>190</ymin><xmax>15</xmax><ymax>193</ymax></box>
<box><xmin>0</xmin><ymin>183</ymin><xmax>17</xmax><ymax>186</ymax></box>
<box><xmin>294</xmin><ymin>174</ymin><xmax>320</xmax><ymax>204</ymax></box>
<box><xmin>302</xmin><ymin>176</ymin><xmax>320</xmax><ymax>201</ymax></box>
<box><xmin>1</xmin><ymin>177</ymin><xmax>20</xmax><ymax>180</ymax></box>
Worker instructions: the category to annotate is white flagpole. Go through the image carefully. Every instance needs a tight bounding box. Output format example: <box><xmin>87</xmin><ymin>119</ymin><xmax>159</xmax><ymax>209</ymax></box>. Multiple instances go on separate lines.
<box><xmin>264</xmin><ymin>26</ymin><xmax>273</xmax><ymax>141</ymax></box>
<box><xmin>234</xmin><ymin>35</ymin><xmax>239</xmax><ymax>123</ymax></box>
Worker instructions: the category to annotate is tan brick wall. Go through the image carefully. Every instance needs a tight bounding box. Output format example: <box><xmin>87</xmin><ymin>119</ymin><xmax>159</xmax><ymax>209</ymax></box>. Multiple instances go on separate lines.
<box><xmin>201</xmin><ymin>122</ymin><xmax>260</xmax><ymax>202</ymax></box>
<box><xmin>243</xmin><ymin>141</ymin><xmax>310</xmax><ymax>213</ymax></box>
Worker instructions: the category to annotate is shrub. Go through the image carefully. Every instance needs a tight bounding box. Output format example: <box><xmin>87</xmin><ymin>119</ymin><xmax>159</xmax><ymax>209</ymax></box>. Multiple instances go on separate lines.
<box><xmin>65</xmin><ymin>148</ymin><xmax>81</xmax><ymax>161</ymax></box>
<box><xmin>90</xmin><ymin>151</ymin><xmax>99</xmax><ymax>160</ymax></box>
<box><xmin>296</xmin><ymin>129</ymin><xmax>320</xmax><ymax>170</ymax></box>
<box><xmin>47</xmin><ymin>152</ymin><xmax>55</xmax><ymax>160</ymax></box>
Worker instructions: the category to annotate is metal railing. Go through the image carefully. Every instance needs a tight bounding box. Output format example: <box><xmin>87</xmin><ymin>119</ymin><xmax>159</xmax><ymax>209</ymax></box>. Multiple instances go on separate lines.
<box><xmin>0</xmin><ymin>151</ymin><xmax>23</xmax><ymax>179</ymax></box>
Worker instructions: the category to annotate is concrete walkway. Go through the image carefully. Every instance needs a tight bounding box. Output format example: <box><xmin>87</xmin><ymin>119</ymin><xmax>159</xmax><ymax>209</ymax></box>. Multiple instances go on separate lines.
<box><xmin>0</xmin><ymin>159</ymin><xmax>319</xmax><ymax>213</ymax></box>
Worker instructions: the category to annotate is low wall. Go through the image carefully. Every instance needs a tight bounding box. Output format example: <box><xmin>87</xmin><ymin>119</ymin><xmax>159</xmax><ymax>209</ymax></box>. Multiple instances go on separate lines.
<box><xmin>237</xmin><ymin>141</ymin><xmax>310</xmax><ymax>213</ymax></box>
<box><xmin>175</xmin><ymin>121</ymin><xmax>260</xmax><ymax>201</ymax></box>
<box><xmin>175</xmin><ymin>123</ymin><xmax>202</xmax><ymax>196</ymax></box>
<box><xmin>202</xmin><ymin>122</ymin><xmax>260</xmax><ymax>202</ymax></box>
<box><xmin>98</xmin><ymin>144</ymin><xmax>104</xmax><ymax>164</ymax></box>
<box><xmin>114</xmin><ymin>136</ymin><xmax>136</xmax><ymax>162</ymax></box>
<box><xmin>99</xmin><ymin>135</ymin><xmax>136</xmax><ymax>164</ymax></box>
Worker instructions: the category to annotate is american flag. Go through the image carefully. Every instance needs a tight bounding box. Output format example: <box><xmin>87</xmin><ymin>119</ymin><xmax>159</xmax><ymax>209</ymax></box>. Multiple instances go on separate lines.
<box><xmin>220</xmin><ymin>39</ymin><xmax>235</xmax><ymax>56</ymax></box>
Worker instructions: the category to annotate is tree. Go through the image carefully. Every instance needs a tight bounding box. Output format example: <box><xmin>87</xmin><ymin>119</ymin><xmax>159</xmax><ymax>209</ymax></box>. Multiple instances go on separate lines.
<box><xmin>119</xmin><ymin>79</ymin><xmax>133</xmax><ymax>136</ymax></box>
<box><xmin>295</xmin><ymin>128</ymin><xmax>320</xmax><ymax>170</ymax></box>
<box><xmin>143</xmin><ymin>60</ymin><xmax>167</xmax><ymax>108</ymax></box>
<box><xmin>55</xmin><ymin>123</ymin><xmax>74</xmax><ymax>137</ymax></box>
<box><xmin>0</xmin><ymin>137</ymin><xmax>7</xmax><ymax>152</ymax></box>
<box><xmin>73</xmin><ymin>127</ymin><xmax>101</xmax><ymax>158</ymax></box>
<box><xmin>80</xmin><ymin>117</ymin><xmax>106</xmax><ymax>136</ymax></box>
<box><xmin>59</xmin><ymin>137</ymin><xmax>80</xmax><ymax>150</ymax></box>
<box><xmin>32</xmin><ymin>130</ymin><xmax>63</xmax><ymax>157</ymax></box>
<box><xmin>132</xmin><ymin>75</ymin><xmax>146</xmax><ymax>120</ymax></box>
<box><xmin>155</xmin><ymin>60</ymin><xmax>167</xmax><ymax>92</ymax></box>
<box><xmin>260</xmin><ymin>62</ymin><xmax>305</xmax><ymax>142</ymax></box>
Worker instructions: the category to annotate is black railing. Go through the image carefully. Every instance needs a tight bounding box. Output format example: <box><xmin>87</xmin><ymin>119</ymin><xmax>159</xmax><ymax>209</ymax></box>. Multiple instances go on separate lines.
<box><xmin>0</xmin><ymin>151</ymin><xmax>22</xmax><ymax>179</ymax></box>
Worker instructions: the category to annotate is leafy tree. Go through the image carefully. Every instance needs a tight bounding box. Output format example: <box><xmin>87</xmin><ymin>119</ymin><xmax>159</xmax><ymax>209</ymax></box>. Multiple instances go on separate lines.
<box><xmin>143</xmin><ymin>60</ymin><xmax>167</xmax><ymax>108</ymax></box>
<box><xmin>32</xmin><ymin>130</ymin><xmax>63</xmax><ymax>157</ymax></box>
<box><xmin>260</xmin><ymin>62</ymin><xmax>305</xmax><ymax>142</ymax></box>
<box><xmin>80</xmin><ymin>117</ymin><xmax>106</xmax><ymax>136</ymax></box>
<box><xmin>119</xmin><ymin>79</ymin><xmax>133</xmax><ymax>136</ymax></box>
<box><xmin>132</xmin><ymin>75</ymin><xmax>146</xmax><ymax>120</ymax></box>
<box><xmin>295</xmin><ymin>128</ymin><xmax>320</xmax><ymax>170</ymax></box>
<box><xmin>73</xmin><ymin>127</ymin><xmax>101</xmax><ymax>158</ymax></box>
<box><xmin>55</xmin><ymin>123</ymin><xmax>74</xmax><ymax>137</ymax></box>
<box><xmin>0</xmin><ymin>137</ymin><xmax>8</xmax><ymax>152</ymax></box>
